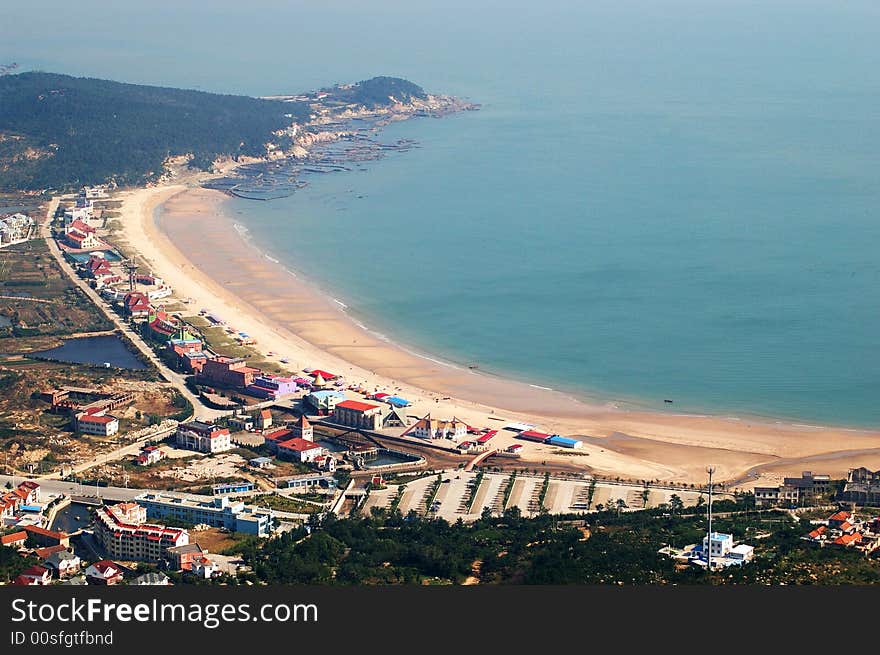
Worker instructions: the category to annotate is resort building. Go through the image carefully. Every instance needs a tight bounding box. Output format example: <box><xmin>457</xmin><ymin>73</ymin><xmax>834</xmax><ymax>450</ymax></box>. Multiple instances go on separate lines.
<box><xmin>229</xmin><ymin>415</ymin><xmax>254</xmax><ymax>431</ymax></box>
<box><xmin>18</xmin><ymin>565</ymin><xmax>51</xmax><ymax>586</ymax></box>
<box><xmin>83</xmin><ymin>254</ymin><xmax>112</xmax><ymax>279</ymax></box>
<box><xmin>1</xmin><ymin>531</ymin><xmax>27</xmax><ymax>548</ymax></box>
<box><xmin>263</xmin><ymin>427</ymin><xmax>294</xmax><ymax>453</ymax></box>
<box><xmin>753</xmin><ymin>471</ymin><xmax>833</xmax><ymax>508</ymax></box>
<box><xmin>290</xmin><ymin>415</ymin><xmax>314</xmax><ymax>440</ymax></box>
<box><xmin>144</xmin><ymin>310</ymin><xmax>179</xmax><ymax>341</ymax></box>
<box><xmin>405</xmin><ymin>414</ymin><xmax>468</xmax><ymax>440</ymax></box>
<box><xmin>122</xmin><ymin>291</ymin><xmax>152</xmax><ymax>318</ymax></box>
<box><xmin>278</xmin><ymin>473</ymin><xmax>337</xmax><ymax>490</ymax></box>
<box><xmin>134</xmin><ymin>492</ymin><xmax>275</xmax><ymax>536</ymax></box>
<box><xmin>840</xmin><ymin>467</ymin><xmax>880</xmax><ymax>505</ymax></box>
<box><xmin>304</xmin><ymin>390</ymin><xmax>347</xmax><ymax>414</ymax></box>
<box><xmin>247</xmin><ymin>375</ymin><xmax>298</xmax><ymax>400</ymax></box>
<box><xmin>74</xmin><ymin>409</ymin><xmax>119</xmax><ymax>437</ymax></box>
<box><xmin>277</xmin><ymin>438</ymin><xmax>325</xmax><ymax>464</ymax></box>
<box><xmin>199</xmin><ymin>356</ymin><xmax>261</xmax><ymax>389</ymax></box>
<box><xmin>131</xmin><ymin>572</ymin><xmax>171</xmax><ymax>586</ymax></box>
<box><xmin>175</xmin><ymin>421</ymin><xmax>232</xmax><ymax>453</ymax></box>
<box><xmin>94</xmin><ymin>502</ymin><xmax>189</xmax><ymax>562</ymax></box>
<box><xmin>333</xmin><ymin>399</ymin><xmax>384</xmax><ymax>430</ymax></box>
<box><xmin>546</xmin><ymin>435</ymin><xmax>583</xmax><ymax>449</ymax></box>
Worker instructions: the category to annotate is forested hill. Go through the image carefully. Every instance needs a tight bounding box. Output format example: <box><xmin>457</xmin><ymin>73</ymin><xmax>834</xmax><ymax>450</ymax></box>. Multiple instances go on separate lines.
<box><xmin>0</xmin><ymin>72</ymin><xmax>428</xmax><ymax>192</ymax></box>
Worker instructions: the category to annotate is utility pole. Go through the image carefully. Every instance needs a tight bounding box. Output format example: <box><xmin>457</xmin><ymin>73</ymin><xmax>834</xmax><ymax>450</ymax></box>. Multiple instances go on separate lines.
<box><xmin>707</xmin><ymin>466</ymin><xmax>715</xmax><ymax>572</ymax></box>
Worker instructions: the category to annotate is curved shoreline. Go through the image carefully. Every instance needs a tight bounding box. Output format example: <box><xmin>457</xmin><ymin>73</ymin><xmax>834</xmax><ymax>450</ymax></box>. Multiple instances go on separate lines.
<box><xmin>115</xmin><ymin>183</ymin><xmax>880</xmax><ymax>486</ymax></box>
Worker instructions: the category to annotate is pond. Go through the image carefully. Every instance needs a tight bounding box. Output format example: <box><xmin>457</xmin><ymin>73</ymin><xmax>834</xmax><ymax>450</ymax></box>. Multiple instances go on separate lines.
<box><xmin>29</xmin><ymin>335</ymin><xmax>147</xmax><ymax>370</ymax></box>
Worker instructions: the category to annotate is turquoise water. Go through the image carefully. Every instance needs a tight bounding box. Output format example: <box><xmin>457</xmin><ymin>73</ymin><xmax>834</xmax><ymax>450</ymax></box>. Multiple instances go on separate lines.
<box><xmin>3</xmin><ymin>1</ymin><xmax>880</xmax><ymax>425</ymax></box>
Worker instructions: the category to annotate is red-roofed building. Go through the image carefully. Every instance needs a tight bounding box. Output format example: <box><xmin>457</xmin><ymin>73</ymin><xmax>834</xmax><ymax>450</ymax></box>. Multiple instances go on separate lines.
<box><xmin>84</xmin><ymin>255</ymin><xmax>112</xmax><ymax>278</ymax></box>
<box><xmin>74</xmin><ymin>410</ymin><xmax>119</xmax><ymax>436</ymax></box>
<box><xmin>67</xmin><ymin>219</ymin><xmax>95</xmax><ymax>235</ymax></box>
<box><xmin>23</xmin><ymin>525</ymin><xmax>69</xmax><ymax>548</ymax></box>
<box><xmin>34</xmin><ymin>545</ymin><xmax>67</xmax><ymax>560</ymax></box>
<box><xmin>94</xmin><ymin>502</ymin><xmax>188</xmax><ymax>562</ymax></box>
<box><xmin>85</xmin><ymin>560</ymin><xmax>124</xmax><ymax>585</ymax></box>
<box><xmin>517</xmin><ymin>430</ymin><xmax>552</xmax><ymax>443</ymax></box>
<box><xmin>199</xmin><ymin>356</ymin><xmax>261</xmax><ymax>389</ymax></box>
<box><xmin>832</xmin><ymin>533</ymin><xmax>863</xmax><ymax>547</ymax></box>
<box><xmin>333</xmin><ymin>399</ymin><xmax>383</xmax><ymax>430</ymax></box>
<box><xmin>310</xmin><ymin>370</ymin><xmax>338</xmax><ymax>381</ymax></box>
<box><xmin>263</xmin><ymin>427</ymin><xmax>293</xmax><ymax>454</ymax></box>
<box><xmin>277</xmin><ymin>438</ymin><xmax>324</xmax><ymax>464</ymax></box>
<box><xmin>64</xmin><ymin>227</ymin><xmax>101</xmax><ymax>250</ymax></box>
<box><xmin>506</xmin><ymin>443</ymin><xmax>524</xmax><ymax>453</ymax></box>
<box><xmin>175</xmin><ymin>421</ymin><xmax>231</xmax><ymax>454</ymax></box>
<box><xmin>122</xmin><ymin>291</ymin><xmax>152</xmax><ymax>318</ymax></box>
<box><xmin>0</xmin><ymin>531</ymin><xmax>27</xmax><ymax>548</ymax></box>
<box><xmin>828</xmin><ymin>511</ymin><xmax>851</xmax><ymax>529</ymax></box>
<box><xmin>19</xmin><ymin>565</ymin><xmax>51</xmax><ymax>585</ymax></box>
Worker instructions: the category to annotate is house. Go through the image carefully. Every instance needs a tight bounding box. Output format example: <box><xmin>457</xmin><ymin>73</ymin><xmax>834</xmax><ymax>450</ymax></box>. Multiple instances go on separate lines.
<box><xmin>19</xmin><ymin>565</ymin><xmax>52</xmax><ymax>585</ymax></box>
<box><xmin>44</xmin><ymin>550</ymin><xmax>81</xmax><ymax>577</ymax></box>
<box><xmin>405</xmin><ymin>414</ymin><xmax>468</xmax><ymax>440</ymax></box>
<box><xmin>122</xmin><ymin>291</ymin><xmax>152</xmax><ymax>318</ymax></box>
<box><xmin>175</xmin><ymin>421</ymin><xmax>232</xmax><ymax>453</ymax></box>
<box><xmin>144</xmin><ymin>310</ymin><xmax>179</xmax><ymax>341</ymax></box>
<box><xmin>190</xmin><ymin>555</ymin><xmax>218</xmax><ymax>579</ymax></box>
<box><xmin>131</xmin><ymin>572</ymin><xmax>171</xmax><ymax>586</ymax></box>
<box><xmin>74</xmin><ymin>409</ymin><xmax>119</xmax><ymax>437</ymax></box>
<box><xmin>85</xmin><ymin>560</ymin><xmax>124</xmax><ymax>585</ymax></box>
<box><xmin>727</xmin><ymin>544</ymin><xmax>755</xmax><ymax>564</ymax></box>
<box><xmin>506</xmin><ymin>444</ymin><xmax>523</xmax><ymax>454</ymax></box>
<box><xmin>166</xmin><ymin>543</ymin><xmax>204</xmax><ymax>571</ymax></box>
<box><xmin>64</xmin><ymin>220</ymin><xmax>100</xmax><ymax>250</ymax></box>
<box><xmin>833</xmin><ymin>533</ymin><xmax>863</xmax><ymax>547</ymax></box>
<box><xmin>34</xmin><ymin>545</ymin><xmax>68</xmax><ymax>560</ymax></box>
<box><xmin>277</xmin><ymin>438</ymin><xmax>325</xmax><ymax>464</ymax></box>
<box><xmin>804</xmin><ymin>526</ymin><xmax>827</xmax><ymax>543</ymax></box>
<box><xmin>333</xmin><ymin>399</ymin><xmax>384</xmax><ymax>430</ymax></box>
<box><xmin>249</xmin><ymin>457</ymin><xmax>273</xmax><ymax>469</ymax></box>
<box><xmin>290</xmin><ymin>415</ymin><xmax>313</xmax><ymax>440</ymax></box>
<box><xmin>827</xmin><ymin>511</ymin><xmax>852</xmax><ymax>530</ymax></box>
<box><xmin>136</xmin><ymin>445</ymin><xmax>165</xmax><ymax>466</ymax></box>
<box><xmin>83</xmin><ymin>255</ymin><xmax>112</xmax><ymax>279</ymax></box>
<box><xmin>255</xmin><ymin>409</ymin><xmax>273</xmax><ymax>430</ymax></box>
<box><xmin>229</xmin><ymin>415</ymin><xmax>254</xmax><ymax>431</ymax></box>
<box><xmin>0</xmin><ymin>531</ymin><xmax>28</xmax><ymax>548</ymax></box>
<box><xmin>17</xmin><ymin>481</ymin><xmax>40</xmax><ymax>505</ymax></box>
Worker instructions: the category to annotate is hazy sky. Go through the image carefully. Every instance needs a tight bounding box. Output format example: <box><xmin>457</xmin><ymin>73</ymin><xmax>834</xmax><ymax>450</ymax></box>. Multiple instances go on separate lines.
<box><xmin>2</xmin><ymin>0</ymin><xmax>879</xmax><ymax>98</ymax></box>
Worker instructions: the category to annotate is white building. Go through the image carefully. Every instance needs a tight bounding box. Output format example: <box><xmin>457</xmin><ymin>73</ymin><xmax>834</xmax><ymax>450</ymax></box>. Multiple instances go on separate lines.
<box><xmin>277</xmin><ymin>437</ymin><xmax>325</xmax><ymax>464</ymax></box>
<box><xmin>175</xmin><ymin>421</ymin><xmax>232</xmax><ymax>453</ymax></box>
<box><xmin>703</xmin><ymin>532</ymin><xmax>734</xmax><ymax>559</ymax></box>
<box><xmin>728</xmin><ymin>544</ymin><xmax>755</xmax><ymax>564</ymax></box>
<box><xmin>0</xmin><ymin>213</ymin><xmax>35</xmax><ymax>245</ymax></box>
<box><xmin>405</xmin><ymin>414</ymin><xmax>468</xmax><ymax>440</ymax></box>
<box><xmin>94</xmin><ymin>502</ymin><xmax>189</xmax><ymax>562</ymax></box>
<box><xmin>75</xmin><ymin>412</ymin><xmax>119</xmax><ymax>437</ymax></box>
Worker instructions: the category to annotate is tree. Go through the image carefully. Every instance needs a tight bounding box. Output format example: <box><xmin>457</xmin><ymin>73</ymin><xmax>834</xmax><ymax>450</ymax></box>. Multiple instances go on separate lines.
<box><xmin>615</xmin><ymin>498</ymin><xmax>628</xmax><ymax>517</ymax></box>
<box><xmin>669</xmin><ymin>494</ymin><xmax>684</xmax><ymax>516</ymax></box>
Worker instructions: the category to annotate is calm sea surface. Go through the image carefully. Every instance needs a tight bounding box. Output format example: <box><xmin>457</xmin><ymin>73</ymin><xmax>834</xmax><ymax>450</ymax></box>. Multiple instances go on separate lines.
<box><xmin>4</xmin><ymin>1</ymin><xmax>879</xmax><ymax>425</ymax></box>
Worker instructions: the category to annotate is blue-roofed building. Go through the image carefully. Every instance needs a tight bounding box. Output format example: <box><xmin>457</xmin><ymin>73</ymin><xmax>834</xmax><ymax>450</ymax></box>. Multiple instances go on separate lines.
<box><xmin>305</xmin><ymin>390</ymin><xmax>347</xmax><ymax>414</ymax></box>
<box><xmin>546</xmin><ymin>435</ymin><xmax>583</xmax><ymax>449</ymax></box>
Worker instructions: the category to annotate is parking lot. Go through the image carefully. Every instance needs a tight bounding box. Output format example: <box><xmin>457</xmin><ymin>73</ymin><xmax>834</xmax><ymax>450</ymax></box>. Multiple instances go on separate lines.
<box><xmin>358</xmin><ymin>470</ymin><xmax>715</xmax><ymax>522</ymax></box>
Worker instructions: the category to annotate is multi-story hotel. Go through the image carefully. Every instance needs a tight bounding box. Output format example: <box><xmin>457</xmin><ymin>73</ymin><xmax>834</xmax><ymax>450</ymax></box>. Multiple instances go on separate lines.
<box><xmin>134</xmin><ymin>492</ymin><xmax>274</xmax><ymax>536</ymax></box>
<box><xmin>93</xmin><ymin>502</ymin><xmax>189</xmax><ymax>562</ymax></box>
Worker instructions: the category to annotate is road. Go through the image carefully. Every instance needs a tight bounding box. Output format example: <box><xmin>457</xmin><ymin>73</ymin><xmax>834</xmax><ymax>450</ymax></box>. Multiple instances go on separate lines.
<box><xmin>0</xmin><ymin>474</ymin><xmax>143</xmax><ymax>502</ymax></box>
<box><xmin>40</xmin><ymin>195</ymin><xmax>225</xmax><ymax>422</ymax></box>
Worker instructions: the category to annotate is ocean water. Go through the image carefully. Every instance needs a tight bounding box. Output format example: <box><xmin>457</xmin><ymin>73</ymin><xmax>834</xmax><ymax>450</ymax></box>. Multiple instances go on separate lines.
<box><xmin>3</xmin><ymin>1</ymin><xmax>880</xmax><ymax>425</ymax></box>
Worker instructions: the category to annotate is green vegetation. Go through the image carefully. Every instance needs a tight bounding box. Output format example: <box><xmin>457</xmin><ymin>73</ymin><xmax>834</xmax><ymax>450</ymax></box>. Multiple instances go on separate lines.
<box><xmin>0</xmin><ymin>72</ymin><xmax>310</xmax><ymax>191</ymax></box>
<box><xmin>425</xmin><ymin>473</ymin><xmax>443</xmax><ymax>511</ymax></box>
<box><xmin>537</xmin><ymin>472</ymin><xmax>550</xmax><ymax>511</ymax></box>
<box><xmin>226</xmin><ymin>499</ymin><xmax>880</xmax><ymax>585</ymax></box>
<box><xmin>0</xmin><ymin>72</ymin><xmax>433</xmax><ymax>192</ymax></box>
<box><xmin>0</xmin><ymin>544</ymin><xmax>40</xmax><ymax>583</ymax></box>
<box><xmin>501</xmin><ymin>471</ymin><xmax>517</xmax><ymax>509</ymax></box>
<box><xmin>251</xmin><ymin>494</ymin><xmax>326</xmax><ymax>514</ymax></box>
<box><xmin>324</xmin><ymin>76</ymin><xmax>426</xmax><ymax>108</ymax></box>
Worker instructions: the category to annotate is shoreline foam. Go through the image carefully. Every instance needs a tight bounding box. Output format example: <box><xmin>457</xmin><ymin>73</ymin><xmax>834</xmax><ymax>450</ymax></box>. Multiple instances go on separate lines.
<box><xmin>114</xmin><ymin>183</ymin><xmax>880</xmax><ymax>485</ymax></box>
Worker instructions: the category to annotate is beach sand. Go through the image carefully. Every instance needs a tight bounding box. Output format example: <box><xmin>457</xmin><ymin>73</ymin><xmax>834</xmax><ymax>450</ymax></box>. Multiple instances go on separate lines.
<box><xmin>115</xmin><ymin>183</ymin><xmax>880</xmax><ymax>486</ymax></box>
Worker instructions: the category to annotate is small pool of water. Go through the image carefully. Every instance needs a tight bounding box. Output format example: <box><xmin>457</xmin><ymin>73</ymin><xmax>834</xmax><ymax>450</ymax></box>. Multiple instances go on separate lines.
<box><xmin>365</xmin><ymin>450</ymin><xmax>422</xmax><ymax>468</ymax></box>
<box><xmin>50</xmin><ymin>502</ymin><xmax>94</xmax><ymax>533</ymax></box>
<box><xmin>29</xmin><ymin>335</ymin><xmax>146</xmax><ymax>370</ymax></box>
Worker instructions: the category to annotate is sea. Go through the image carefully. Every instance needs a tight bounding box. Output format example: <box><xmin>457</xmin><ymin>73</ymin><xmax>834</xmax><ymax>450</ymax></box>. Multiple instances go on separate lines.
<box><xmin>3</xmin><ymin>0</ymin><xmax>879</xmax><ymax>426</ymax></box>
